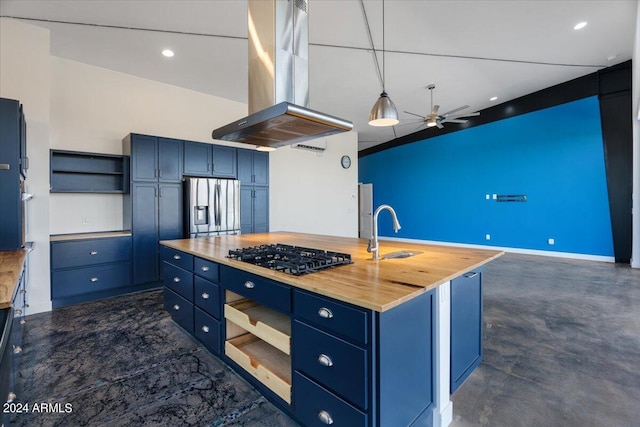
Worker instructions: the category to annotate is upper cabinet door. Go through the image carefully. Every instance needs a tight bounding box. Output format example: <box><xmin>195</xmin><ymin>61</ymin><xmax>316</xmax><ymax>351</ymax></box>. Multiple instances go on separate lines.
<box><xmin>211</xmin><ymin>145</ymin><xmax>237</xmax><ymax>179</ymax></box>
<box><xmin>158</xmin><ymin>138</ymin><xmax>183</xmax><ymax>183</ymax></box>
<box><xmin>184</xmin><ymin>141</ymin><xmax>213</xmax><ymax>177</ymax></box>
<box><xmin>131</xmin><ymin>135</ymin><xmax>158</xmax><ymax>182</ymax></box>
<box><xmin>253</xmin><ymin>151</ymin><xmax>269</xmax><ymax>186</ymax></box>
<box><xmin>237</xmin><ymin>149</ymin><xmax>253</xmax><ymax>184</ymax></box>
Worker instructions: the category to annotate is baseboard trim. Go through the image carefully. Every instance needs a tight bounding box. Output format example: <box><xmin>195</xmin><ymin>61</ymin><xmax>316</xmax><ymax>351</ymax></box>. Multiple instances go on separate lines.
<box><xmin>381</xmin><ymin>237</ymin><xmax>616</xmax><ymax>263</ymax></box>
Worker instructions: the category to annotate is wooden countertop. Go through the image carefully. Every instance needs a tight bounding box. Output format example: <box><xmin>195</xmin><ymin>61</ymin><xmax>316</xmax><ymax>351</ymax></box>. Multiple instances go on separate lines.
<box><xmin>50</xmin><ymin>230</ymin><xmax>132</xmax><ymax>242</ymax></box>
<box><xmin>0</xmin><ymin>249</ymin><xmax>27</xmax><ymax>309</ymax></box>
<box><xmin>161</xmin><ymin>232</ymin><xmax>503</xmax><ymax>312</ymax></box>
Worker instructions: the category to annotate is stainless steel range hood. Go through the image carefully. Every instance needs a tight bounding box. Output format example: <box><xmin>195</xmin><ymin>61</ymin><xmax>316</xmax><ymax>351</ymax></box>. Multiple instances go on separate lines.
<box><xmin>211</xmin><ymin>0</ymin><xmax>353</xmax><ymax>149</ymax></box>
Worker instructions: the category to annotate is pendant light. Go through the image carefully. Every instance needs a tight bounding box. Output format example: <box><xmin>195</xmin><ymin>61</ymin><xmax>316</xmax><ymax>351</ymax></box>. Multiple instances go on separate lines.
<box><xmin>368</xmin><ymin>0</ymin><xmax>398</xmax><ymax>127</ymax></box>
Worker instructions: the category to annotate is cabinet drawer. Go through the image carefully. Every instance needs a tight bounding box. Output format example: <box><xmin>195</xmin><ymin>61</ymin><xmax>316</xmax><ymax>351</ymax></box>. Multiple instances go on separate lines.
<box><xmin>294</xmin><ymin>372</ymin><xmax>367</xmax><ymax>427</ymax></box>
<box><xmin>163</xmin><ymin>288</ymin><xmax>194</xmax><ymax>333</ymax></box>
<box><xmin>194</xmin><ymin>276</ymin><xmax>221</xmax><ymax>319</ymax></box>
<box><xmin>51</xmin><ymin>237</ymin><xmax>131</xmax><ymax>269</ymax></box>
<box><xmin>161</xmin><ymin>246</ymin><xmax>193</xmax><ymax>271</ymax></box>
<box><xmin>294</xmin><ymin>291</ymin><xmax>368</xmax><ymax>345</ymax></box>
<box><xmin>163</xmin><ymin>262</ymin><xmax>194</xmax><ymax>301</ymax></box>
<box><xmin>293</xmin><ymin>321</ymin><xmax>367</xmax><ymax>410</ymax></box>
<box><xmin>194</xmin><ymin>307</ymin><xmax>221</xmax><ymax>355</ymax></box>
<box><xmin>194</xmin><ymin>257</ymin><xmax>219</xmax><ymax>283</ymax></box>
<box><xmin>51</xmin><ymin>263</ymin><xmax>131</xmax><ymax>299</ymax></box>
<box><xmin>221</xmin><ymin>266</ymin><xmax>291</xmax><ymax>313</ymax></box>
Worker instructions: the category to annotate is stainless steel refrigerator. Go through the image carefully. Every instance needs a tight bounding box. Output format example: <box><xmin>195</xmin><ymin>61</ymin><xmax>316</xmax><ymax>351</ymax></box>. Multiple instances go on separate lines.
<box><xmin>184</xmin><ymin>177</ymin><xmax>241</xmax><ymax>238</ymax></box>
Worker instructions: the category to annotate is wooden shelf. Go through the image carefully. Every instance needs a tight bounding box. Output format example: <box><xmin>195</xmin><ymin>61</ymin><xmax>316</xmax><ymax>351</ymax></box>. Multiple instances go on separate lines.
<box><xmin>50</xmin><ymin>149</ymin><xmax>128</xmax><ymax>193</ymax></box>
<box><xmin>225</xmin><ymin>299</ymin><xmax>291</xmax><ymax>355</ymax></box>
<box><xmin>225</xmin><ymin>333</ymin><xmax>291</xmax><ymax>403</ymax></box>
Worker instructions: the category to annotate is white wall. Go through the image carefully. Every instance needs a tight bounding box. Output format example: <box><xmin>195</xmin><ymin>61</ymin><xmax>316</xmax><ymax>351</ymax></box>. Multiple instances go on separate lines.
<box><xmin>1</xmin><ymin>18</ymin><xmax>360</xmax><ymax>313</ymax></box>
<box><xmin>0</xmin><ymin>18</ymin><xmax>52</xmax><ymax>314</ymax></box>
<box><xmin>49</xmin><ymin>56</ymin><xmax>248</xmax><ymax>234</ymax></box>
<box><xmin>269</xmin><ymin>131</ymin><xmax>359</xmax><ymax>238</ymax></box>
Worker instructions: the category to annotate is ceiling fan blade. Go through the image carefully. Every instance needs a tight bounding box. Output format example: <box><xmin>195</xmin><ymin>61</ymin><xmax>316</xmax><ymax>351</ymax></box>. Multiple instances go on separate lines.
<box><xmin>436</xmin><ymin>122</ymin><xmax>444</xmax><ymax>129</ymax></box>
<box><xmin>448</xmin><ymin>111</ymin><xmax>480</xmax><ymax>119</ymax></box>
<box><xmin>441</xmin><ymin>105</ymin><xmax>470</xmax><ymax>117</ymax></box>
<box><xmin>441</xmin><ymin>118</ymin><xmax>468</xmax><ymax>124</ymax></box>
<box><xmin>431</xmin><ymin>105</ymin><xmax>440</xmax><ymax>115</ymax></box>
<box><xmin>403</xmin><ymin>111</ymin><xmax>427</xmax><ymax>119</ymax></box>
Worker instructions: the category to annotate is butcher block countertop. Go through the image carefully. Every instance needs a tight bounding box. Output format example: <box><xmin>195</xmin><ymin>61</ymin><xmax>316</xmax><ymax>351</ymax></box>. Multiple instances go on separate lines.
<box><xmin>161</xmin><ymin>232</ymin><xmax>504</xmax><ymax>312</ymax></box>
<box><xmin>0</xmin><ymin>249</ymin><xmax>27</xmax><ymax>309</ymax></box>
<box><xmin>50</xmin><ymin>230</ymin><xmax>132</xmax><ymax>242</ymax></box>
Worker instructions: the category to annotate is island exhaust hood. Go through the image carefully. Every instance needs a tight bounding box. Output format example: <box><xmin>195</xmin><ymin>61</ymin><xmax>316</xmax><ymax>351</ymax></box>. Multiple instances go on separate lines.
<box><xmin>211</xmin><ymin>0</ymin><xmax>353</xmax><ymax>149</ymax></box>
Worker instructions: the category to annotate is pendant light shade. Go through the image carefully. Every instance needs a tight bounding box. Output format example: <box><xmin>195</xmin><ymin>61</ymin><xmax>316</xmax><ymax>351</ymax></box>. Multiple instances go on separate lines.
<box><xmin>369</xmin><ymin>91</ymin><xmax>399</xmax><ymax>126</ymax></box>
<box><xmin>367</xmin><ymin>0</ymin><xmax>397</xmax><ymax>127</ymax></box>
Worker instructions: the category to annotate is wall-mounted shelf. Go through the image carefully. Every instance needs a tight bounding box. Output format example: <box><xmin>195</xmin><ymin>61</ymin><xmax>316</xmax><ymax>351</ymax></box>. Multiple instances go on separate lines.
<box><xmin>50</xmin><ymin>149</ymin><xmax>129</xmax><ymax>193</ymax></box>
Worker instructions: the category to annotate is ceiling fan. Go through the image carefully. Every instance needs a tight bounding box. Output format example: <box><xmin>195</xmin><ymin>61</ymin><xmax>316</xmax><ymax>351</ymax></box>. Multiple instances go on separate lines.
<box><xmin>402</xmin><ymin>84</ymin><xmax>480</xmax><ymax>130</ymax></box>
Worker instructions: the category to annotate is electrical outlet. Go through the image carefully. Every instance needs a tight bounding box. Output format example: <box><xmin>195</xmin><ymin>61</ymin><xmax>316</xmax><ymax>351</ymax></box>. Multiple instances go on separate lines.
<box><xmin>492</xmin><ymin>194</ymin><xmax>497</xmax><ymax>200</ymax></box>
<box><xmin>485</xmin><ymin>234</ymin><xmax>491</xmax><ymax>240</ymax></box>
<box><xmin>82</xmin><ymin>217</ymin><xmax>89</xmax><ymax>225</ymax></box>
<box><xmin>485</xmin><ymin>194</ymin><xmax>490</xmax><ymax>200</ymax></box>
<box><xmin>548</xmin><ymin>238</ymin><xmax>555</xmax><ymax>245</ymax></box>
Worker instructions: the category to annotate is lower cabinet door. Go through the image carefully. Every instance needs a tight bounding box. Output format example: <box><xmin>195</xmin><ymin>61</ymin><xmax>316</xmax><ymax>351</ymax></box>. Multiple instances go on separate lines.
<box><xmin>293</xmin><ymin>320</ymin><xmax>367</xmax><ymax>410</ymax></box>
<box><xmin>163</xmin><ymin>288</ymin><xmax>194</xmax><ymax>333</ymax></box>
<box><xmin>451</xmin><ymin>270</ymin><xmax>483</xmax><ymax>393</ymax></box>
<box><xmin>194</xmin><ymin>307</ymin><xmax>221</xmax><ymax>355</ymax></box>
<box><xmin>294</xmin><ymin>372</ymin><xmax>367</xmax><ymax>427</ymax></box>
<box><xmin>51</xmin><ymin>263</ymin><xmax>132</xmax><ymax>299</ymax></box>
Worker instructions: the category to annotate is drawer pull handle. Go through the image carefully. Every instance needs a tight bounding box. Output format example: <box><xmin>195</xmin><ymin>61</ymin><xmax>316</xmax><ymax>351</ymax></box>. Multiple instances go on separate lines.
<box><xmin>173</xmin><ymin>304</ymin><xmax>180</xmax><ymax>311</ymax></box>
<box><xmin>90</xmin><ymin>277</ymin><xmax>99</xmax><ymax>282</ymax></box>
<box><xmin>463</xmin><ymin>272</ymin><xmax>478</xmax><ymax>279</ymax></box>
<box><xmin>173</xmin><ymin>277</ymin><xmax>181</xmax><ymax>283</ymax></box>
<box><xmin>201</xmin><ymin>292</ymin><xmax>210</xmax><ymax>299</ymax></box>
<box><xmin>89</xmin><ymin>250</ymin><xmax>98</xmax><ymax>255</ymax></box>
<box><xmin>13</xmin><ymin>346</ymin><xmax>22</xmax><ymax>354</ymax></box>
<box><xmin>317</xmin><ymin>354</ymin><xmax>333</xmax><ymax>367</ymax></box>
<box><xmin>244</xmin><ymin>281</ymin><xmax>255</xmax><ymax>289</ymax></box>
<box><xmin>318</xmin><ymin>307</ymin><xmax>333</xmax><ymax>319</ymax></box>
<box><xmin>202</xmin><ymin>325</ymin><xmax>210</xmax><ymax>333</ymax></box>
<box><xmin>173</xmin><ymin>254</ymin><xmax>181</xmax><ymax>260</ymax></box>
<box><xmin>201</xmin><ymin>266</ymin><xmax>210</xmax><ymax>272</ymax></box>
<box><xmin>14</xmin><ymin>309</ymin><xmax>22</xmax><ymax>316</ymax></box>
<box><xmin>318</xmin><ymin>410</ymin><xmax>334</xmax><ymax>425</ymax></box>
<box><xmin>20</xmin><ymin>289</ymin><xmax>26</xmax><ymax>294</ymax></box>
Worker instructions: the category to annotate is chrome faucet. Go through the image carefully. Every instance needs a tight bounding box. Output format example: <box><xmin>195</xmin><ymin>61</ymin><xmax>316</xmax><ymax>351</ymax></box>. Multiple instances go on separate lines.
<box><xmin>367</xmin><ymin>204</ymin><xmax>401</xmax><ymax>260</ymax></box>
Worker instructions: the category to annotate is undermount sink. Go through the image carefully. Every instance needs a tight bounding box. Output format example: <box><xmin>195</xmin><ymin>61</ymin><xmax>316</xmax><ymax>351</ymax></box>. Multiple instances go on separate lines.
<box><xmin>381</xmin><ymin>250</ymin><xmax>422</xmax><ymax>260</ymax></box>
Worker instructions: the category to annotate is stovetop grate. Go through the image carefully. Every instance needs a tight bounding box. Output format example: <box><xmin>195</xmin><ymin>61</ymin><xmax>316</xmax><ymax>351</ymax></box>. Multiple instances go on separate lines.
<box><xmin>227</xmin><ymin>243</ymin><xmax>352</xmax><ymax>276</ymax></box>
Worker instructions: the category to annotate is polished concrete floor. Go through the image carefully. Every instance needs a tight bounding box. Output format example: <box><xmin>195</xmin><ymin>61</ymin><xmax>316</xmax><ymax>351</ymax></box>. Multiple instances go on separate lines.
<box><xmin>452</xmin><ymin>253</ymin><xmax>640</xmax><ymax>427</ymax></box>
<box><xmin>12</xmin><ymin>253</ymin><xmax>640</xmax><ymax>426</ymax></box>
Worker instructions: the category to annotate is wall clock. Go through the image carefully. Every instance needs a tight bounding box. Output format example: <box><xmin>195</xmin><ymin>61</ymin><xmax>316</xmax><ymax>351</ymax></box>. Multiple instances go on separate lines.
<box><xmin>341</xmin><ymin>155</ymin><xmax>351</xmax><ymax>169</ymax></box>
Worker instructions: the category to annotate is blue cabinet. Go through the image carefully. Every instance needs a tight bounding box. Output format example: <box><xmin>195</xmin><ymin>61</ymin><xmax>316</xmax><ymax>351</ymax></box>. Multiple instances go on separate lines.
<box><xmin>0</xmin><ymin>98</ymin><xmax>25</xmax><ymax>250</ymax></box>
<box><xmin>450</xmin><ymin>270</ymin><xmax>483</xmax><ymax>393</ymax></box>
<box><xmin>50</xmin><ymin>235</ymin><xmax>133</xmax><ymax>308</ymax></box>
<box><xmin>240</xmin><ymin>186</ymin><xmax>269</xmax><ymax>234</ymax></box>
<box><xmin>125</xmin><ymin>134</ymin><xmax>183</xmax><ymax>183</ymax></box>
<box><xmin>123</xmin><ymin>134</ymin><xmax>183</xmax><ymax>286</ymax></box>
<box><xmin>238</xmin><ymin>149</ymin><xmax>268</xmax><ymax>185</ymax></box>
<box><xmin>184</xmin><ymin>141</ymin><xmax>237</xmax><ymax>178</ymax></box>
<box><xmin>162</xmin><ymin>248</ymin><xmax>222</xmax><ymax>354</ymax></box>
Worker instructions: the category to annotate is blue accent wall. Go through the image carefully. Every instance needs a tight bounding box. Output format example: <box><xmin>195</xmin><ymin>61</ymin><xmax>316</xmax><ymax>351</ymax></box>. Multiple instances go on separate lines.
<box><xmin>359</xmin><ymin>96</ymin><xmax>614</xmax><ymax>256</ymax></box>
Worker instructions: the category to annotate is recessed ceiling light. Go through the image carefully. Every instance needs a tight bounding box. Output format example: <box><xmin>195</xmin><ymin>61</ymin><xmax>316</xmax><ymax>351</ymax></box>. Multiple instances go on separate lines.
<box><xmin>574</xmin><ymin>22</ymin><xmax>587</xmax><ymax>30</ymax></box>
<box><xmin>490</xmin><ymin>96</ymin><xmax>498</xmax><ymax>101</ymax></box>
<box><xmin>162</xmin><ymin>49</ymin><xmax>174</xmax><ymax>58</ymax></box>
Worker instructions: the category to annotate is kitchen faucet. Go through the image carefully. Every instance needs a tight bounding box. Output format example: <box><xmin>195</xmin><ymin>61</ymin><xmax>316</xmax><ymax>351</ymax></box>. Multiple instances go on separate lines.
<box><xmin>367</xmin><ymin>204</ymin><xmax>401</xmax><ymax>260</ymax></box>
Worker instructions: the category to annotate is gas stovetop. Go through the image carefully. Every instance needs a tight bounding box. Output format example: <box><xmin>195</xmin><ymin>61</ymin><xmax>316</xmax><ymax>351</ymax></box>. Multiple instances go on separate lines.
<box><xmin>227</xmin><ymin>243</ymin><xmax>352</xmax><ymax>276</ymax></box>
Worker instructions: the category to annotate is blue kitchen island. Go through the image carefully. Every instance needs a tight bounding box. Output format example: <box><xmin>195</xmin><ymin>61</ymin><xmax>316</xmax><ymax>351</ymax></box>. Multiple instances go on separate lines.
<box><xmin>160</xmin><ymin>232</ymin><xmax>503</xmax><ymax>427</ymax></box>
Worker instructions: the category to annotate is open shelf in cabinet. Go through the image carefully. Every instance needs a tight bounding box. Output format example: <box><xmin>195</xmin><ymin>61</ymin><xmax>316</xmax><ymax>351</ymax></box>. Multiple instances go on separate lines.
<box><xmin>225</xmin><ymin>333</ymin><xmax>291</xmax><ymax>403</ymax></box>
<box><xmin>50</xmin><ymin>149</ymin><xmax>128</xmax><ymax>193</ymax></box>
<box><xmin>225</xmin><ymin>299</ymin><xmax>291</xmax><ymax>355</ymax></box>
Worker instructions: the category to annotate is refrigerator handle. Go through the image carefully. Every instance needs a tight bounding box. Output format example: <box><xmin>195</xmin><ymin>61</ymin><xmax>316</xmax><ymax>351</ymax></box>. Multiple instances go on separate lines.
<box><xmin>216</xmin><ymin>183</ymin><xmax>222</xmax><ymax>226</ymax></box>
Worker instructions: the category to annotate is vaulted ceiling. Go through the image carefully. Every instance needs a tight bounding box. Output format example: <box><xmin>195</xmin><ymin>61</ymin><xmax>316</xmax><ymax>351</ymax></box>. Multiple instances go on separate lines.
<box><xmin>1</xmin><ymin>0</ymin><xmax>636</xmax><ymax>150</ymax></box>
